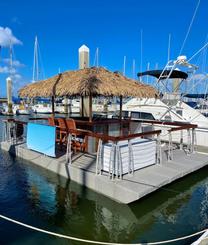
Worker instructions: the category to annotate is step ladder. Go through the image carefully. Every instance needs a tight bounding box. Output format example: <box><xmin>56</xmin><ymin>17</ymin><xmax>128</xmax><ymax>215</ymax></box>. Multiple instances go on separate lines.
<box><xmin>157</xmin><ymin>60</ymin><xmax>177</xmax><ymax>94</ymax></box>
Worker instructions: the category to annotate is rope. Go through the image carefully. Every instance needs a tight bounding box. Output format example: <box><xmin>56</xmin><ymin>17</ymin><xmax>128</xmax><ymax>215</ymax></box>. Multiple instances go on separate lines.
<box><xmin>179</xmin><ymin>0</ymin><xmax>201</xmax><ymax>55</ymax></box>
<box><xmin>188</xmin><ymin>41</ymin><xmax>208</xmax><ymax>62</ymax></box>
<box><xmin>0</xmin><ymin>214</ymin><xmax>207</xmax><ymax>245</ymax></box>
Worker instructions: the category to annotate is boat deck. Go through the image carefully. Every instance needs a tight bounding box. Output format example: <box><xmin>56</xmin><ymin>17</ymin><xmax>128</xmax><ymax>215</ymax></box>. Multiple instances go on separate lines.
<box><xmin>1</xmin><ymin>141</ymin><xmax>208</xmax><ymax>204</ymax></box>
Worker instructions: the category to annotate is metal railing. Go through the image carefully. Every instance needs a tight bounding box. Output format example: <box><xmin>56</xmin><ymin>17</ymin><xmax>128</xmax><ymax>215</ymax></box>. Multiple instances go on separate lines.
<box><xmin>2</xmin><ymin>118</ymin><xmax>198</xmax><ymax>179</ymax></box>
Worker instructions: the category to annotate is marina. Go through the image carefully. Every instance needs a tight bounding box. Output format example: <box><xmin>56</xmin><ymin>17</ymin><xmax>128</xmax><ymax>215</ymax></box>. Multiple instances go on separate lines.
<box><xmin>1</xmin><ymin>0</ymin><xmax>208</xmax><ymax>244</ymax></box>
<box><xmin>1</xmin><ymin>50</ymin><xmax>208</xmax><ymax>243</ymax></box>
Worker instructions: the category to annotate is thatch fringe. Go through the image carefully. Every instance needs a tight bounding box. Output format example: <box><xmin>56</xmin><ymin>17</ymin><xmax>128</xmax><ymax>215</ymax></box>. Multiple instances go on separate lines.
<box><xmin>19</xmin><ymin>67</ymin><xmax>158</xmax><ymax>98</ymax></box>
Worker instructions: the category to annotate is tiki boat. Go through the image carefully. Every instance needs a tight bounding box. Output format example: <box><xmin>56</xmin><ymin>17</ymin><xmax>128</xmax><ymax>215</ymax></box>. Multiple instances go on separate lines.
<box><xmin>1</xmin><ymin>67</ymin><xmax>208</xmax><ymax>204</ymax></box>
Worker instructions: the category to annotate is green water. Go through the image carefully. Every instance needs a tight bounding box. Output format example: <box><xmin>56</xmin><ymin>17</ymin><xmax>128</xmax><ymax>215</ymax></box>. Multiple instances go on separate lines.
<box><xmin>0</xmin><ymin>151</ymin><xmax>208</xmax><ymax>244</ymax></box>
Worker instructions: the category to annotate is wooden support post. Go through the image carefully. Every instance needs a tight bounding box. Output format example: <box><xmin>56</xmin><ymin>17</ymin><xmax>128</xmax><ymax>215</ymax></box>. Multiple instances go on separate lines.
<box><xmin>89</xmin><ymin>94</ymin><xmax>93</xmax><ymax>122</ymax></box>
<box><xmin>81</xmin><ymin>96</ymin><xmax>84</xmax><ymax>117</ymax></box>
<box><xmin>119</xmin><ymin>95</ymin><xmax>123</xmax><ymax>120</ymax></box>
<box><xmin>64</xmin><ymin>96</ymin><xmax>69</xmax><ymax>114</ymax></box>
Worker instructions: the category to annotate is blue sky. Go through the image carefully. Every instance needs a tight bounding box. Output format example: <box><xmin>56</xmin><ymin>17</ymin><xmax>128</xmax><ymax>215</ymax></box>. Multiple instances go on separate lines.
<box><xmin>0</xmin><ymin>0</ymin><xmax>208</xmax><ymax>97</ymax></box>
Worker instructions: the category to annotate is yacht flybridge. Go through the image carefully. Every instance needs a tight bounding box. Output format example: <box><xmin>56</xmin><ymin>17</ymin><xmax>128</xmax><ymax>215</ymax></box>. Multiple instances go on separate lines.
<box><xmin>123</xmin><ymin>56</ymin><xmax>208</xmax><ymax>147</ymax></box>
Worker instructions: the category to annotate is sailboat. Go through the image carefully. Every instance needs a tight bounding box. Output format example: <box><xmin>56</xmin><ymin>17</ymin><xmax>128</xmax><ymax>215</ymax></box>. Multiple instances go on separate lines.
<box><xmin>30</xmin><ymin>36</ymin><xmax>53</xmax><ymax>114</ymax></box>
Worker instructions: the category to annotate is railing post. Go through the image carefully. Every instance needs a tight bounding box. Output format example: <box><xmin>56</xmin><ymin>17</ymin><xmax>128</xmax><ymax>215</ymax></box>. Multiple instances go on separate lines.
<box><xmin>109</xmin><ymin>143</ymin><xmax>115</xmax><ymax>179</ymax></box>
<box><xmin>66</xmin><ymin>133</ymin><xmax>72</xmax><ymax>164</ymax></box>
<box><xmin>117</xmin><ymin>144</ymin><xmax>122</xmax><ymax>179</ymax></box>
<box><xmin>3</xmin><ymin>121</ymin><xmax>7</xmax><ymax>142</ymax></box>
<box><xmin>96</xmin><ymin>139</ymin><xmax>103</xmax><ymax>175</ymax></box>
<box><xmin>156</xmin><ymin>134</ymin><xmax>162</xmax><ymax>164</ymax></box>
<box><xmin>191</xmin><ymin>128</ymin><xmax>197</xmax><ymax>153</ymax></box>
<box><xmin>115</xmin><ymin>143</ymin><xmax>119</xmax><ymax>179</ymax></box>
<box><xmin>168</xmin><ymin>131</ymin><xmax>173</xmax><ymax>161</ymax></box>
<box><xmin>180</xmin><ymin>129</ymin><xmax>183</xmax><ymax>150</ymax></box>
<box><xmin>128</xmin><ymin>139</ymin><xmax>134</xmax><ymax>174</ymax></box>
<box><xmin>187</xmin><ymin>128</ymin><xmax>191</xmax><ymax>154</ymax></box>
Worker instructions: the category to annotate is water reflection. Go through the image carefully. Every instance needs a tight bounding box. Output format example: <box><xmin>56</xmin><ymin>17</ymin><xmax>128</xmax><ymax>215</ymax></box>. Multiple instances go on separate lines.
<box><xmin>17</xmin><ymin>160</ymin><xmax>208</xmax><ymax>244</ymax></box>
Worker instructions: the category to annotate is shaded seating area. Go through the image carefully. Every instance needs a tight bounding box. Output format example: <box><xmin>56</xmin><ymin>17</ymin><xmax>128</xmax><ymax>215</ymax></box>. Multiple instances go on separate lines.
<box><xmin>18</xmin><ymin>66</ymin><xmax>161</xmax><ymax>175</ymax></box>
<box><xmin>48</xmin><ymin>117</ymin><xmax>88</xmax><ymax>153</ymax></box>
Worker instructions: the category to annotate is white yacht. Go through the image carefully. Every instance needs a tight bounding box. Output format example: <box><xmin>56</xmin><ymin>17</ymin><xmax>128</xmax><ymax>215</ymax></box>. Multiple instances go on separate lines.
<box><xmin>123</xmin><ymin>56</ymin><xmax>208</xmax><ymax>147</ymax></box>
<box><xmin>32</xmin><ymin>99</ymin><xmax>81</xmax><ymax>114</ymax></box>
<box><xmin>55</xmin><ymin>99</ymin><xmax>80</xmax><ymax>114</ymax></box>
<box><xmin>32</xmin><ymin>103</ymin><xmax>53</xmax><ymax>114</ymax></box>
<box><xmin>14</xmin><ymin>104</ymin><xmax>33</xmax><ymax>115</ymax></box>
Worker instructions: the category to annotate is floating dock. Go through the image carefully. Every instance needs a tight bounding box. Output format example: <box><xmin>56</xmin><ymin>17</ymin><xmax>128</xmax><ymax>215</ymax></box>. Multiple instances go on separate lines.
<box><xmin>192</xmin><ymin>230</ymin><xmax>208</xmax><ymax>245</ymax></box>
<box><xmin>1</xmin><ymin>141</ymin><xmax>208</xmax><ymax>204</ymax></box>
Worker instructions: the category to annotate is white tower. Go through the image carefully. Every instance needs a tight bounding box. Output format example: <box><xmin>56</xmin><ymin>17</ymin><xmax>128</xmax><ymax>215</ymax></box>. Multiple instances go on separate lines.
<box><xmin>6</xmin><ymin>77</ymin><xmax>12</xmax><ymax>104</ymax></box>
<box><xmin>79</xmin><ymin>45</ymin><xmax>89</xmax><ymax>69</ymax></box>
<box><xmin>78</xmin><ymin>45</ymin><xmax>90</xmax><ymax>118</ymax></box>
<box><xmin>6</xmin><ymin>77</ymin><xmax>13</xmax><ymax>114</ymax></box>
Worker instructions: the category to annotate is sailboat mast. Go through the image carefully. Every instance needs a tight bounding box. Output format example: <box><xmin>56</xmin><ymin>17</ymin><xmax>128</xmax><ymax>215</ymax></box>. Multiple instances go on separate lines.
<box><xmin>140</xmin><ymin>29</ymin><xmax>143</xmax><ymax>82</ymax></box>
<box><xmin>132</xmin><ymin>59</ymin><xmax>135</xmax><ymax>79</ymax></box>
<box><xmin>146</xmin><ymin>62</ymin><xmax>150</xmax><ymax>84</ymax></box>
<box><xmin>96</xmin><ymin>48</ymin><xmax>99</xmax><ymax>67</ymax></box>
<box><xmin>123</xmin><ymin>56</ymin><xmax>126</xmax><ymax>76</ymax></box>
<box><xmin>9</xmin><ymin>40</ymin><xmax>13</xmax><ymax>75</ymax></box>
<box><xmin>93</xmin><ymin>47</ymin><xmax>99</xmax><ymax>67</ymax></box>
<box><xmin>32</xmin><ymin>36</ymin><xmax>38</xmax><ymax>82</ymax></box>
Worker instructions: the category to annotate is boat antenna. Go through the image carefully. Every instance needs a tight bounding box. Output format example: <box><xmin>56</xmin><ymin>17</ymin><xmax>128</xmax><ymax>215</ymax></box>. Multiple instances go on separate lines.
<box><xmin>167</xmin><ymin>34</ymin><xmax>171</xmax><ymax>62</ymax></box>
<box><xmin>140</xmin><ymin>29</ymin><xmax>143</xmax><ymax>81</ymax></box>
<box><xmin>123</xmin><ymin>55</ymin><xmax>126</xmax><ymax>76</ymax></box>
<box><xmin>179</xmin><ymin>0</ymin><xmax>201</xmax><ymax>55</ymax></box>
<box><xmin>132</xmin><ymin>59</ymin><xmax>135</xmax><ymax>79</ymax></box>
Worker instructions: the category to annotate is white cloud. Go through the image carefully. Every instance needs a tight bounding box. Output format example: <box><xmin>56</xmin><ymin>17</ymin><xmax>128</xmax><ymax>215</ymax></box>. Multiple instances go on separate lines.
<box><xmin>0</xmin><ymin>66</ymin><xmax>9</xmax><ymax>73</ymax></box>
<box><xmin>11</xmin><ymin>74</ymin><xmax>22</xmax><ymax>80</ymax></box>
<box><xmin>3</xmin><ymin>58</ymin><xmax>25</xmax><ymax>67</ymax></box>
<box><xmin>0</xmin><ymin>27</ymin><xmax>22</xmax><ymax>47</ymax></box>
<box><xmin>0</xmin><ymin>66</ymin><xmax>17</xmax><ymax>74</ymax></box>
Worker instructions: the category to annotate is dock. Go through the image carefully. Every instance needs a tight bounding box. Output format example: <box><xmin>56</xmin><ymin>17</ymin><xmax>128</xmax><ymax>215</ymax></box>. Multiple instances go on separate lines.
<box><xmin>192</xmin><ymin>230</ymin><xmax>208</xmax><ymax>244</ymax></box>
<box><xmin>1</xmin><ymin>140</ymin><xmax>208</xmax><ymax>204</ymax></box>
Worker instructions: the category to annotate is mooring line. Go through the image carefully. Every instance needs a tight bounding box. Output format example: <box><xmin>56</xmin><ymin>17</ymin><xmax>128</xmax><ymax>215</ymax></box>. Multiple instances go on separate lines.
<box><xmin>0</xmin><ymin>214</ymin><xmax>206</xmax><ymax>245</ymax></box>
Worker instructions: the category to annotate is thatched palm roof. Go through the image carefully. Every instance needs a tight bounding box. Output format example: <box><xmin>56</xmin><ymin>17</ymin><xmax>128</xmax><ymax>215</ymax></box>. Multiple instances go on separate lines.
<box><xmin>19</xmin><ymin>67</ymin><xmax>158</xmax><ymax>98</ymax></box>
